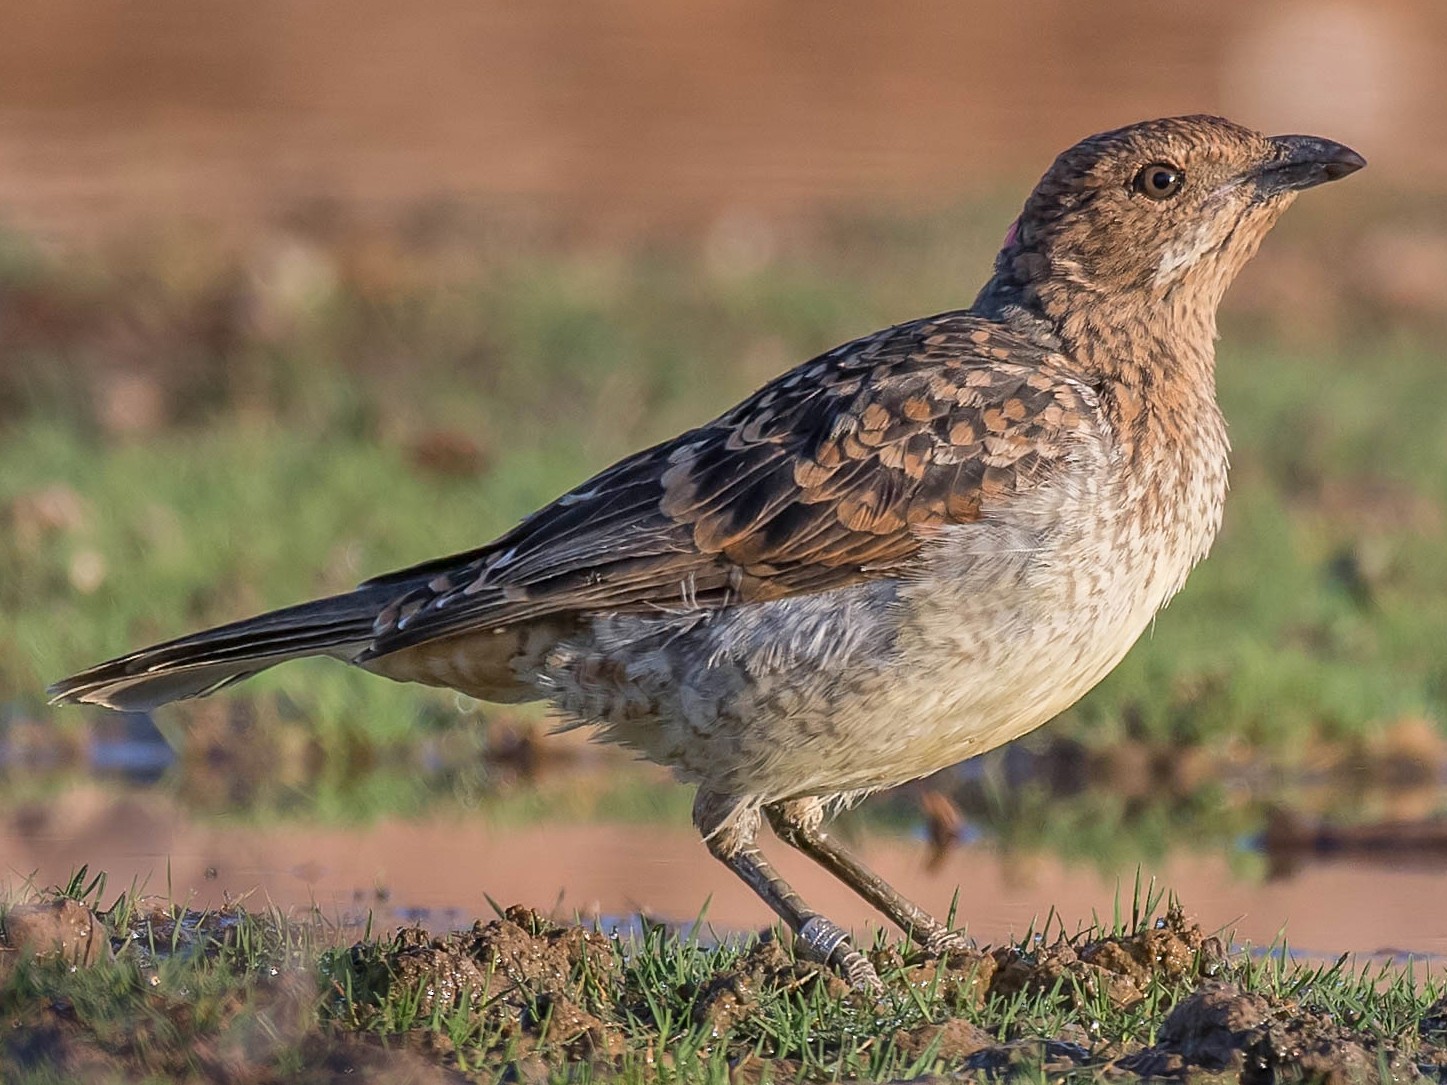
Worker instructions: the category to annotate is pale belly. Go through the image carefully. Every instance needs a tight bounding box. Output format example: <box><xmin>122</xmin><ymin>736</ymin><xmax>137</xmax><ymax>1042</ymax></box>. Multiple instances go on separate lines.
<box><xmin>543</xmin><ymin>507</ymin><xmax>1198</xmax><ymax>804</ymax></box>
<box><xmin>747</xmin><ymin>584</ymin><xmax>1154</xmax><ymax>798</ymax></box>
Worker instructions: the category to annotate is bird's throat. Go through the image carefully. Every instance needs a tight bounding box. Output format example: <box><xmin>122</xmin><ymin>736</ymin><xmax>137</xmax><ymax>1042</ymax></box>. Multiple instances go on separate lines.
<box><xmin>973</xmin><ymin>269</ymin><xmax>1223</xmax><ymax>464</ymax></box>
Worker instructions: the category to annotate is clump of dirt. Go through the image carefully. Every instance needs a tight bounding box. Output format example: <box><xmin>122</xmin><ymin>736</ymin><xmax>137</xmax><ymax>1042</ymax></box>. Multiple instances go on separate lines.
<box><xmin>346</xmin><ymin>905</ymin><xmax>621</xmax><ymax>1061</ymax></box>
<box><xmin>1420</xmin><ymin>992</ymin><xmax>1447</xmax><ymax>1040</ymax></box>
<box><xmin>1417</xmin><ymin>994</ymin><xmax>1447</xmax><ymax>1076</ymax></box>
<box><xmin>374</xmin><ymin>925</ymin><xmax>492</xmax><ymax>1014</ymax></box>
<box><xmin>985</xmin><ymin>903</ymin><xmax>1220</xmax><ymax>1011</ymax></box>
<box><xmin>964</xmin><ymin>1038</ymin><xmax>1095</xmax><ymax>1077</ymax></box>
<box><xmin>892</xmin><ymin>1017</ymin><xmax>997</xmax><ymax>1062</ymax></box>
<box><xmin>893</xmin><ymin>943</ymin><xmax>999</xmax><ymax>1008</ymax></box>
<box><xmin>727</xmin><ymin>1053</ymin><xmax>805</xmax><ymax>1084</ymax></box>
<box><xmin>692</xmin><ymin>934</ymin><xmax>850</xmax><ymax>1034</ymax></box>
<box><xmin>0</xmin><ymin>977</ymin><xmax>458</xmax><ymax>1085</ymax></box>
<box><xmin>1123</xmin><ymin>980</ymin><xmax>1418</xmax><ymax>1082</ymax></box>
<box><xmin>1128</xmin><ymin>982</ymin><xmax>1274</xmax><ymax>1074</ymax></box>
<box><xmin>119</xmin><ymin>895</ymin><xmax>253</xmax><ymax>967</ymax></box>
<box><xmin>692</xmin><ymin>907</ymin><xmax>1214</xmax><ymax>1053</ymax></box>
<box><xmin>1</xmin><ymin>898</ymin><xmax>114</xmax><ymax>970</ymax></box>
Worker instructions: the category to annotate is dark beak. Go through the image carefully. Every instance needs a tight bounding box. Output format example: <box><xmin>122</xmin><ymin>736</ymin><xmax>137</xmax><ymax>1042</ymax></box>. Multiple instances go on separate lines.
<box><xmin>1255</xmin><ymin>135</ymin><xmax>1366</xmax><ymax>196</ymax></box>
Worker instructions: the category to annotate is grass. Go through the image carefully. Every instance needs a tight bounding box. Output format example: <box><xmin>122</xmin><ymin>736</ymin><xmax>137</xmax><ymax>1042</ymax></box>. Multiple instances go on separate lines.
<box><xmin>1106</xmin><ymin>338</ymin><xmax>1447</xmax><ymax>748</ymax></box>
<box><xmin>0</xmin><ymin>874</ymin><xmax>1442</xmax><ymax>1082</ymax></box>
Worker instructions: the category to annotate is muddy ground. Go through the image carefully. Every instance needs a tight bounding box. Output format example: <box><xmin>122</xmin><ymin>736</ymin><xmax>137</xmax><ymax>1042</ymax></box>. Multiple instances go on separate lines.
<box><xmin>0</xmin><ymin>890</ymin><xmax>1442</xmax><ymax>1083</ymax></box>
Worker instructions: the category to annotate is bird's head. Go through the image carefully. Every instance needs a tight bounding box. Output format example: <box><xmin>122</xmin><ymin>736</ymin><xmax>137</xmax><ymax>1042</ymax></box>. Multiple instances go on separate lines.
<box><xmin>981</xmin><ymin>115</ymin><xmax>1364</xmax><ymax>327</ymax></box>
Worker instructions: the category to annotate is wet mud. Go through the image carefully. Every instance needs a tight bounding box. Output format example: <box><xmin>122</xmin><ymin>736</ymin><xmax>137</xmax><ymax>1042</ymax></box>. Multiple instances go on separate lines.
<box><xmin>1</xmin><ymin>887</ymin><xmax>1445</xmax><ymax>1081</ymax></box>
<box><xmin>1121</xmin><ymin>981</ymin><xmax>1421</xmax><ymax>1082</ymax></box>
<box><xmin>343</xmin><ymin>905</ymin><xmax>624</xmax><ymax>1062</ymax></box>
<box><xmin>323</xmin><ymin>903</ymin><xmax>1444</xmax><ymax>1080</ymax></box>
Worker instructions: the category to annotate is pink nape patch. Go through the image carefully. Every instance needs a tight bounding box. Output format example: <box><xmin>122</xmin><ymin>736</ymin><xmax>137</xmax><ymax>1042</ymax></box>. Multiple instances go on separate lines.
<box><xmin>1002</xmin><ymin>217</ymin><xmax>1021</xmax><ymax>249</ymax></box>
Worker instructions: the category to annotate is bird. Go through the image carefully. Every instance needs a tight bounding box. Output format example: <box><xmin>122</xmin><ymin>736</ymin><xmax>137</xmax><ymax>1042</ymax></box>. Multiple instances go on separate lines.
<box><xmin>50</xmin><ymin>116</ymin><xmax>1364</xmax><ymax>990</ymax></box>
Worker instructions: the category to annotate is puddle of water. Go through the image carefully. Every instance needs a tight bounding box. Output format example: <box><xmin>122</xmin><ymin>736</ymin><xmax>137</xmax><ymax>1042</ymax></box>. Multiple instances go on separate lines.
<box><xmin>3</xmin><ymin>793</ymin><xmax>1447</xmax><ymax>963</ymax></box>
<box><xmin>83</xmin><ymin>737</ymin><xmax>175</xmax><ymax>779</ymax></box>
<box><xmin>5</xmin><ymin>713</ymin><xmax>1447</xmax><ymax>962</ymax></box>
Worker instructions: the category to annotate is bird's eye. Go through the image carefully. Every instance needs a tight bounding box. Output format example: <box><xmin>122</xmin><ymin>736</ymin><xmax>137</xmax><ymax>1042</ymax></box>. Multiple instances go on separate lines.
<box><xmin>1134</xmin><ymin>162</ymin><xmax>1184</xmax><ymax>200</ymax></box>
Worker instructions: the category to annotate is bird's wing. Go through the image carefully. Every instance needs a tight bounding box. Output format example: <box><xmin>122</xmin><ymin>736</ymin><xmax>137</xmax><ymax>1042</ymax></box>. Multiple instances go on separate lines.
<box><xmin>358</xmin><ymin>311</ymin><xmax>1103</xmax><ymax>659</ymax></box>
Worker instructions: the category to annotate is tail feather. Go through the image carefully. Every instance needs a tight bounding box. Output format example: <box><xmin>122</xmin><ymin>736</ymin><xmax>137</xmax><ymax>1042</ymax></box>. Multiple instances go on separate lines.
<box><xmin>48</xmin><ymin>586</ymin><xmax>400</xmax><ymax>712</ymax></box>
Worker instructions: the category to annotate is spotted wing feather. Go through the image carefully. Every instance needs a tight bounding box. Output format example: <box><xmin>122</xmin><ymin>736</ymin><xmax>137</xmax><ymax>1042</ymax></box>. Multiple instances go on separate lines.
<box><xmin>359</xmin><ymin>312</ymin><xmax>1101</xmax><ymax>660</ymax></box>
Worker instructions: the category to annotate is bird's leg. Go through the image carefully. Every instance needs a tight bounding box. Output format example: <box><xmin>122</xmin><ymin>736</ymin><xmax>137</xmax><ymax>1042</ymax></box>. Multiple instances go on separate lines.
<box><xmin>692</xmin><ymin>790</ymin><xmax>881</xmax><ymax>992</ymax></box>
<box><xmin>765</xmin><ymin>797</ymin><xmax>971</xmax><ymax>958</ymax></box>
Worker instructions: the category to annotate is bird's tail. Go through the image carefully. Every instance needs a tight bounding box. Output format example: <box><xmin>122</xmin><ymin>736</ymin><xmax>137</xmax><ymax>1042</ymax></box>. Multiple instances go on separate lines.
<box><xmin>47</xmin><ymin>586</ymin><xmax>399</xmax><ymax>713</ymax></box>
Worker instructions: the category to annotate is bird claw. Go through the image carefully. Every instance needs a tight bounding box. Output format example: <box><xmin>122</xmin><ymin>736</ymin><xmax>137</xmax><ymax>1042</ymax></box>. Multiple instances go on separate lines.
<box><xmin>922</xmin><ymin>928</ymin><xmax>975</xmax><ymax>959</ymax></box>
<box><xmin>838</xmin><ymin>948</ymin><xmax>884</xmax><ymax>993</ymax></box>
<box><xmin>796</xmin><ymin>916</ymin><xmax>883</xmax><ymax>993</ymax></box>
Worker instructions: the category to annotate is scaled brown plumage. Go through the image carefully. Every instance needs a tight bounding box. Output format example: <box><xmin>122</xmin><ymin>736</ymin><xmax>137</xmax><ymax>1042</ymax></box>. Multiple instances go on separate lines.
<box><xmin>359</xmin><ymin>314</ymin><xmax>1095</xmax><ymax>656</ymax></box>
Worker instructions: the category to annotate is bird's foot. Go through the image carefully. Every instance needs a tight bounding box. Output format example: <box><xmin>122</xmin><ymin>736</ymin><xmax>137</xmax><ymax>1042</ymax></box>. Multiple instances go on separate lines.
<box><xmin>836</xmin><ymin>947</ymin><xmax>883</xmax><ymax>993</ymax></box>
<box><xmin>921</xmin><ymin>927</ymin><xmax>975</xmax><ymax>960</ymax></box>
<box><xmin>797</xmin><ymin>916</ymin><xmax>882</xmax><ymax>993</ymax></box>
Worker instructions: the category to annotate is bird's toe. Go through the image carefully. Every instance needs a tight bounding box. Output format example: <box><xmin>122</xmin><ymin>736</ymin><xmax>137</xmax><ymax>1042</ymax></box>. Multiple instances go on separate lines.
<box><xmin>922</xmin><ymin>928</ymin><xmax>976</xmax><ymax>959</ymax></box>
<box><xmin>838</xmin><ymin>949</ymin><xmax>884</xmax><ymax>994</ymax></box>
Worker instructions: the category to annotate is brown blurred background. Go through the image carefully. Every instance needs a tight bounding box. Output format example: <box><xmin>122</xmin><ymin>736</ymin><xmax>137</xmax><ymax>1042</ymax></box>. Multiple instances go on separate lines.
<box><xmin>3</xmin><ymin>1</ymin><xmax>1447</xmax><ymax>953</ymax></box>
<box><xmin>0</xmin><ymin>0</ymin><xmax>1442</xmax><ymax>244</ymax></box>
